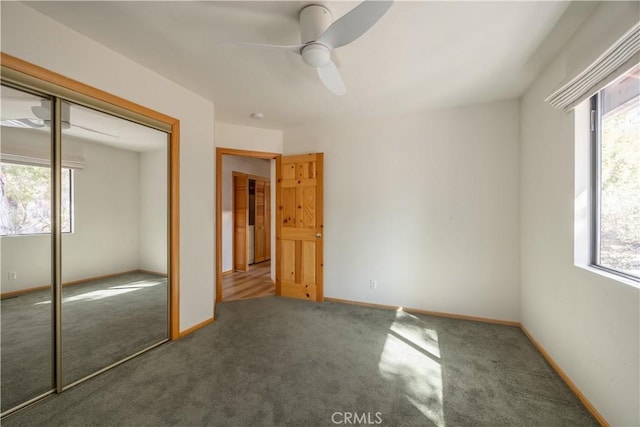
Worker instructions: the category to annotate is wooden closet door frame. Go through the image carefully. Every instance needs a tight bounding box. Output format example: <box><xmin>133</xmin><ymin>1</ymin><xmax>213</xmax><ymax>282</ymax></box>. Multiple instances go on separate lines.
<box><xmin>215</xmin><ymin>148</ymin><xmax>280</xmax><ymax>302</ymax></box>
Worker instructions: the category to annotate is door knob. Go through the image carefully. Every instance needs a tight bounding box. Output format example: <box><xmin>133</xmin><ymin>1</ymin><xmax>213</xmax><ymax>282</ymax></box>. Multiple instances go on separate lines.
<box><xmin>316</xmin><ymin>232</ymin><xmax>322</xmax><ymax>238</ymax></box>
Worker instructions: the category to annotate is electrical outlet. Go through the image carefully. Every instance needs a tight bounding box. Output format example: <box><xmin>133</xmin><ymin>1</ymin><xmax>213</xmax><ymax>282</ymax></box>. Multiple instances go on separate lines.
<box><xmin>369</xmin><ymin>279</ymin><xmax>377</xmax><ymax>290</ymax></box>
<box><xmin>8</xmin><ymin>272</ymin><xmax>17</xmax><ymax>280</ymax></box>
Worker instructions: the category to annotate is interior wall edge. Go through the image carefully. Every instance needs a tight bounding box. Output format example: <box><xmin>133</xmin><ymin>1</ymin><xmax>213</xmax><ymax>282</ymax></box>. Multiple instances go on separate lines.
<box><xmin>520</xmin><ymin>326</ymin><xmax>609</xmax><ymax>427</ymax></box>
<box><xmin>178</xmin><ymin>316</ymin><xmax>215</xmax><ymax>338</ymax></box>
<box><xmin>324</xmin><ymin>297</ymin><xmax>520</xmax><ymax>327</ymax></box>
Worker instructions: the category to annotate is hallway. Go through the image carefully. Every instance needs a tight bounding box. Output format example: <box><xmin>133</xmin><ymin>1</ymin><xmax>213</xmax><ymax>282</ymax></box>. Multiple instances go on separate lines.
<box><xmin>222</xmin><ymin>262</ymin><xmax>274</xmax><ymax>301</ymax></box>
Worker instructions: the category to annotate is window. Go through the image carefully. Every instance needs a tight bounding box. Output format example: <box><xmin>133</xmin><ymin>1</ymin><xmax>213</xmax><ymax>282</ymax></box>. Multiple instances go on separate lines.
<box><xmin>0</xmin><ymin>163</ymin><xmax>73</xmax><ymax>236</ymax></box>
<box><xmin>590</xmin><ymin>64</ymin><xmax>640</xmax><ymax>280</ymax></box>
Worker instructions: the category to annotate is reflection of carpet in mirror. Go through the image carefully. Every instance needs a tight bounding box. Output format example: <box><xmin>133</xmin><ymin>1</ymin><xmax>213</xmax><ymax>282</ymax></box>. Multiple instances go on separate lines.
<box><xmin>0</xmin><ymin>271</ymin><xmax>168</xmax><ymax>413</ymax></box>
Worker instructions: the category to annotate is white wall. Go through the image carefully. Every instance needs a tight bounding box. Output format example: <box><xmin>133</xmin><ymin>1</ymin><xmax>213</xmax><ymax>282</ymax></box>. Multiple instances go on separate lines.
<box><xmin>215</xmin><ymin>122</ymin><xmax>283</xmax><ymax>280</ymax></box>
<box><xmin>1</xmin><ymin>130</ymin><xmax>141</xmax><ymax>292</ymax></box>
<box><xmin>215</xmin><ymin>122</ymin><xmax>283</xmax><ymax>153</ymax></box>
<box><xmin>284</xmin><ymin>100</ymin><xmax>521</xmax><ymax>322</ymax></box>
<box><xmin>519</xmin><ymin>2</ymin><xmax>639</xmax><ymax>425</ymax></box>
<box><xmin>221</xmin><ymin>155</ymin><xmax>270</xmax><ymax>273</ymax></box>
<box><xmin>62</xmin><ymin>140</ymin><xmax>140</xmax><ymax>283</ymax></box>
<box><xmin>139</xmin><ymin>147</ymin><xmax>168</xmax><ymax>274</ymax></box>
<box><xmin>1</xmin><ymin>2</ymin><xmax>215</xmax><ymax>331</ymax></box>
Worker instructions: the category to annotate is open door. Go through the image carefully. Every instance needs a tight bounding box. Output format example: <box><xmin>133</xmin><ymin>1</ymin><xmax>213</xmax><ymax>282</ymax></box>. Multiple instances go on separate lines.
<box><xmin>276</xmin><ymin>153</ymin><xmax>324</xmax><ymax>302</ymax></box>
<box><xmin>233</xmin><ymin>173</ymin><xmax>249</xmax><ymax>271</ymax></box>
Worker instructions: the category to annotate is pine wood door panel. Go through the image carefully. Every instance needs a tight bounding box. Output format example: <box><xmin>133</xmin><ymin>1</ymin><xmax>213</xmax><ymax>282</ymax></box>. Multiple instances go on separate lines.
<box><xmin>282</xmin><ymin>187</ymin><xmax>297</xmax><ymax>227</ymax></box>
<box><xmin>265</xmin><ymin>182</ymin><xmax>271</xmax><ymax>260</ymax></box>
<box><xmin>254</xmin><ymin>180</ymin><xmax>266</xmax><ymax>263</ymax></box>
<box><xmin>277</xmin><ymin>153</ymin><xmax>323</xmax><ymax>302</ymax></box>
<box><xmin>233</xmin><ymin>174</ymin><xmax>249</xmax><ymax>271</ymax></box>
<box><xmin>281</xmin><ymin>240</ymin><xmax>296</xmax><ymax>283</ymax></box>
<box><xmin>300</xmin><ymin>186</ymin><xmax>316</xmax><ymax>228</ymax></box>
<box><xmin>281</xmin><ymin>280</ymin><xmax>317</xmax><ymax>300</ymax></box>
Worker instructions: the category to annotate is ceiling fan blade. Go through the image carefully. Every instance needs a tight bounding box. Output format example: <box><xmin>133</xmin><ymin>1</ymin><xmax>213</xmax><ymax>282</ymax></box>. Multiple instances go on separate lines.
<box><xmin>31</xmin><ymin>105</ymin><xmax>51</xmax><ymax>121</ymax></box>
<box><xmin>71</xmin><ymin>123</ymin><xmax>120</xmax><ymax>138</ymax></box>
<box><xmin>317</xmin><ymin>0</ymin><xmax>393</xmax><ymax>49</ymax></box>
<box><xmin>220</xmin><ymin>41</ymin><xmax>304</xmax><ymax>54</ymax></box>
<box><xmin>0</xmin><ymin>118</ymin><xmax>45</xmax><ymax>128</ymax></box>
<box><xmin>317</xmin><ymin>60</ymin><xmax>346</xmax><ymax>96</ymax></box>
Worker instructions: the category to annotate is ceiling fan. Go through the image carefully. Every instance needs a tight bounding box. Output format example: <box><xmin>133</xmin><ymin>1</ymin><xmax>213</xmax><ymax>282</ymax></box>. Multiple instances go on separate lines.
<box><xmin>1</xmin><ymin>100</ymin><xmax>118</xmax><ymax>137</ymax></box>
<box><xmin>225</xmin><ymin>0</ymin><xmax>393</xmax><ymax>96</ymax></box>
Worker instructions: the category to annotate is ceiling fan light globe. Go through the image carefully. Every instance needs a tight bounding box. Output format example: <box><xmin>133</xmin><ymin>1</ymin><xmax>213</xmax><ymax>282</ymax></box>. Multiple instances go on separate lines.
<box><xmin>301</xmin><ymin>44</ymin><xmax>331</xmax><ymax>68</ymax></box>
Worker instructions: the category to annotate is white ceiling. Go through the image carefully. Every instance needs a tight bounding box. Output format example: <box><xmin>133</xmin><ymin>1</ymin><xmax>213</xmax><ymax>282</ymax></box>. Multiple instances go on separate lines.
<box><xmin>24</xmin><ymin>1</ymin><xmax>579</xmax><ymax>130</ymax></box>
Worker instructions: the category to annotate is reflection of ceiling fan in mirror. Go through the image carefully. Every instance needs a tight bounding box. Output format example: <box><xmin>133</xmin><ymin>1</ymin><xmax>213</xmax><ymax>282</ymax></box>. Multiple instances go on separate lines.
<box><xmin>1</xmin><ymin>100</ymin><xmax>118</xmax><ymax>138</ymax></box>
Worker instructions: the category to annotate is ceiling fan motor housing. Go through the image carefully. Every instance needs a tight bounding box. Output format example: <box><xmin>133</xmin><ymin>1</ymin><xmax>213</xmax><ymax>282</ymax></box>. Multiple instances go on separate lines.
<box><xmin>301</xmin><ymin>44</ymin><xmax>331</xmax><ymax>68</ymax></box>
<box><xmin>34</xmin><ymin>99</ymin><xmax>72</xmax><ymax>129</ymax></box>
<box><xmin>299</xmin><ymin>4</ymin><xmax>332</xmax><ymax>44</ymax></box>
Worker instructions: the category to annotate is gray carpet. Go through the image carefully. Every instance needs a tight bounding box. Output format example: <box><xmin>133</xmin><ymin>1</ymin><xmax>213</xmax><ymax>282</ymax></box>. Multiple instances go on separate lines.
<box><xmin>1</xmin><ymin>272</ymin><xmax>168</xmax><ymax>413</ymax></box>
<box><xmin>2</xmin><ymin>296</ymin><xmax>596</xmax><ymax>426</ymax></box>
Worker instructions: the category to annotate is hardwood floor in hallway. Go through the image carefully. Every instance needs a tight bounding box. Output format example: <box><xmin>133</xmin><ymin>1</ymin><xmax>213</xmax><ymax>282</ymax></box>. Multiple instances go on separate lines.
<box><xmin>222</xmin><ymin>261</ymin><xmax>274</xmax><ymax>301</ymax></box>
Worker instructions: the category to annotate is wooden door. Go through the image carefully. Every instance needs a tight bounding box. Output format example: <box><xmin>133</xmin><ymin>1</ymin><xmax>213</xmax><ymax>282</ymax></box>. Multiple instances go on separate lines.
<box><xmin>254</xmin><ymin>180</ymin><xmax>266</xmax><ymax>263</ymax></box>
<box><xmin>276</xmin><ymin>153</ymin><xmax>323</xmax><ymax>302</ymax></box>
<box><xmin>233</xmin><ymin>173</ymin><xmax>249</xmax><ymax>271</ymax></box>
<box><xmin>265</xmin><ymin>182</ymin><xmax>271</xmax><ymax>260</ymax></box>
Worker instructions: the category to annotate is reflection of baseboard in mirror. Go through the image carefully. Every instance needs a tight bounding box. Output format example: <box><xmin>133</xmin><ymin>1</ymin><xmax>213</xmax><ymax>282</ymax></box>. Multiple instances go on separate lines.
<box><xmin>0</xmin><ymin>270</ymin><xmax>168</xmax><ymax>299</ymax></box>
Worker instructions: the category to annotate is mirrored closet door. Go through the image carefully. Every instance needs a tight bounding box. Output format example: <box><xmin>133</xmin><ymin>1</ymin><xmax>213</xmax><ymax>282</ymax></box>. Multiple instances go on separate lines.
<box><xmin>61</xmin><ymin>102</ymin><xmax>169</xmax><ymax>387</ymax></box>
<box><xmin>0</xmin><ymin>84</ymin><xmax>170</xmax><ymax>414</ymax></box>
<box><xmin>0</xmin><ymin>85</ymin><xmax>54</xmax><ymax>413</ymax></box>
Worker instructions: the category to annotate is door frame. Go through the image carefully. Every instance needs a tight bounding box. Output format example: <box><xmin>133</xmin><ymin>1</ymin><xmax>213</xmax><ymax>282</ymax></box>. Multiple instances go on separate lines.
<box><xmin>215</xmin><ymin>147</ymin><xmax>281</xmax><ymax>302</ymax></box>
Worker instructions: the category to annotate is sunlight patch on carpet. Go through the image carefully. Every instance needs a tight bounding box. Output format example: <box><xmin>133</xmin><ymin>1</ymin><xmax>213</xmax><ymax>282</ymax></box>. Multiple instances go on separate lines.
<box><xmin>378</xmin><ymin>309</ymin><xmax>444</xmax><ymax>426</ymax></box>
<box><xmin>34</xmin><ymin>279</ymin><xmax>164</xmax><ymax>305</ymax></box>
<box><xmin>111</xmin><ymin>280</ymin><xmax>164</xmax><ymax>289</ymax></box>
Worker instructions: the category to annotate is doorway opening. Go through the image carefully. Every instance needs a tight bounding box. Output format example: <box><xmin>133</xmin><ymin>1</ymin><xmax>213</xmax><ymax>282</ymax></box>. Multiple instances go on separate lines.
<box><xmin>215</xmin><ymin>148</ymin><xmax>281</xmax><ymax>302</ymax></box>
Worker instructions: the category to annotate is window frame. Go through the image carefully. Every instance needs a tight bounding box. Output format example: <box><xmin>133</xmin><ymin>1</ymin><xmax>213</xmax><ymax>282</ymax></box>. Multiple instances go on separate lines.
<box><xmin>589</xmin><ymin>87</ymin><xmax>640</xmax><ymax>282</ymax></box>
<box><xmin>0</xmin><ymin>162</ymin><xmax>74</xmax><ymax>237</ymax></box>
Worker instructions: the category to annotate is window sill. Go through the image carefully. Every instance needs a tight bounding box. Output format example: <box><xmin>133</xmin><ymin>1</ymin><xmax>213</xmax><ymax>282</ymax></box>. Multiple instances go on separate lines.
<box><xmin>1</xmin><ymin>232</ymin><xmax>74</xmax><ymax>238</ymax></box>
<box><xmin>576</xmin><ymin>264</ymin><xmax>640</xmax><ymax>289</ymax></box>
